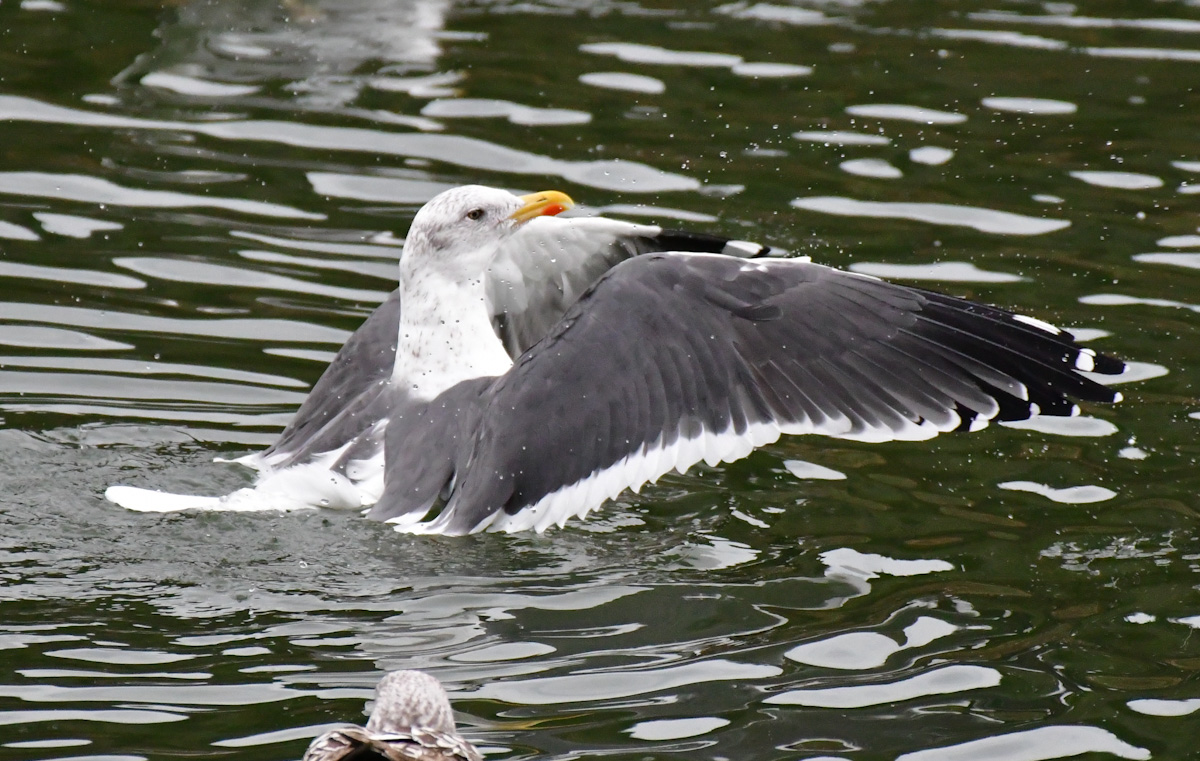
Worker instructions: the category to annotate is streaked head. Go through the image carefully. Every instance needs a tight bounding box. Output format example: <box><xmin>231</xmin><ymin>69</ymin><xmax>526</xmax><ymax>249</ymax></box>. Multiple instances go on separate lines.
<box><xmin>365</xmin><ymin>670</ymin><xmax>458</xmax><ymax>734</ymax></box>
<box><xmin>403</xmin><ymin>185</ymin><xmax>574</xmax><ymax>279</ymax></box>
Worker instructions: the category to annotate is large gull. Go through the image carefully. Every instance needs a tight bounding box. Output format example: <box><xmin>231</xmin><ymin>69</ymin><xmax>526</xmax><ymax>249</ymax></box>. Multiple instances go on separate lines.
<box><xmin>106</xmin><ymin>186</ymin><xmax>768</xmax><ymax>514</ymax></box>
<box><xmin>108</xmin><ymin>185</ymin><xmax>1125</xmax><ymax>533</ymax></box>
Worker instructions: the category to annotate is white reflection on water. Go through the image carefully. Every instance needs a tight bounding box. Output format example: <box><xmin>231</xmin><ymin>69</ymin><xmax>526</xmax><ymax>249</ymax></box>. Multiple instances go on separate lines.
<box><xmin>3</xmin><ymin>739</ymin><xmax>92</xmax><ymax>749</ymax></box>
<box><xmin>579</xmin><ymin>72</ymin><xmax>667</xmax><ymax>94</ymax></box>
<box><xmin>767</xmin><ymin>664</ymin><xmax>1000</xmax><ymax>708</ymax></box>
<box><xmin>0</xmin><ymin>327</ymin><xmax>131</xmax><ymax>352</ymax></box>
<box><xmin>1083</xmin><ymin>292</ymin><xmax>1200</xmax><ymax>315</ymax></box>
<box><xmin>582</xmin><ymin>39</ymin><xmax>812</xmax><ymax>83</ymax></box>
<box><xmin>1085</xmin><ymin>46</ymin><xmax>1200</xmax><ymax>63</ymax></box>
<box><xmin>1003</xmin><ymin>415</ymin><xmax>1123</xmax><ymax>432</ymax></box>
<box><xmin>969</xmin><ymin>11</ymin><xmax>1200</xmax><ymax>33</ymax></box>
<box><xmin>793</xmin><ymin>130</ymin><xmax>890</xmax><ymax>145</ymax></box>
<box><xmin>580</xmin><ymin>42</ymin><xmax>744</xmax><ymax>68</ymax></box>
<box><xmin>231</xmin><ymin>230</ymin><xmax>406</xmax><ymax>259</ymax></box>
<box><xmin>1134</xmin><ymin>252</ymin><xmax>1200</xmax><ymax>271</ymax></box>
<box><xmin>32</xmin><ymin>212</ymin><xmax>123</xmax><ymax>239</ymax></box>
<box><xmin>909</xmin><ymin>146</ymin><xmax>954</xmax><ymax>165</ymax></box>
<box><xmin>0</xmin><ymin>220</ymin><xmax>41</xmax><ymax>240</ymax></box>
<box><xmin>125</xmin><ymin>0</ymin><xmax>456</xmax><ymax>109</ymax></box>
<box><xmin>982</xmin><ymin>96</ymin><xmax>1076</xmax><ymax>114</ymax></box>
<box><xmin>626</xmin><ymin>716</ymin><xmax>730</xmax><ymax>740</ymax></box>
<box><xmin>113</xmin><ymin>257</ymin><xmax>388</xmax><ymax>303</ymax></box>
<box><xmin>1155</xmin><ymin>235</ymin><xmax>1200</xmax><ymax>247</ymax></box>
<box><xmin>140</xmin><ymin>72</ymin><xmax>260</xmax><ymax>98</ymax></box>
<box><xmin>307</xmin><ymin>172</ymin><xmax>456</xmax><ymax>204</ymax></box>
<box><xmin>844</xmin><ymin>104</ymin><xmax>967</xmax><ymax>124</ymax></box>
<box><xmin>731</xmin><ymin>62</ymin><xmax>813</xmax><ymax>78</ymax></box>
<box><xmin>1127</xmin><ymin>697</ymin><xmax>1200</xmax><ymax>717</ymax></box>
<box><xmin>420</xmin><ymin>98</ymin><xmax>591</xmax><ymax>126</ymax></box>
<box><xmin>0</xmin><ymin>302</ymin><xmax>349</xmax><ymax>346</ymax></box>
<box><xmin>1070</xmin><ymin>171</ymin><xmax>1163</xmax><ymax>190</ymax></box>
<box><xmin>791</xmin><ymin>196</ymin><xmax>1070</xmax><ymax>235</ymax></box>
<box><xmin>0</xmin><ymin>95</ymin><xmax>698</xmax><ymax>193</ymax></box>
<box><xmin>782</xmin><ymin>459</ymin><xmax>846</xmax><ymax>481</ymax></box>
<box><xmin>0</xmin><ymin>708</ymin><xmax>184</xmax><ymax>726</ymax></box>
<box><xmin>895</xmin><ymin>724</ymin><xmax>1149</xmax><ymax>761</ymax></box>
<box><xmin>848</xmin><ymin>261</ymin><xmax>1024</xmax><ymax>283</ymax></box>
<box><xmin>997</xmin><ymin>481</ymin><xmax>1117</xmax><ymax>505</ymax></box>
<box><xmin>820</xmin><ymin>549</ymin><xmax>954</xmax><ymax>581</ymax></box>
<box><xmin>0</xmin><ymin>172</ymin><xmax>324</xmax><ymax>220</ymax></box>
<box><xmin>713</xmin><ymin>4</ymin><xmax>833</xmax><ymax>26</ymax></box>
<box><xmin>473</xmin><ymin>659</ymin><xmax>781</xmax><ymax>705</ymax></box>
<box><xmin>46</xmin><ymin>648</ymin><xmax>196</xmax><ymax>665</ymax></box>
<box><xmin>0</xmin><ymin>261</ymin><xmax>144</xmax><ymax>290</ymax></box>
<box><xmin>839</xmin><ymin>158</ymin><xmax>902</xmax><ymax>179</ymax></box>
<box><xmin>929</xmin><ymin>28</ymin><xmax>1067</xmax><ymax>51</ymax></box>
<box><xmin>0</xmin><ymin>371</ymin><xmax>306</xmax><ymax>407</ymax></box>
<box><xmin>784</xmin><ymin>616</ymin><xmax>959</xmax><ymax>670</ymax></box>
<box><xmin>449</xmin><ymin>641</ymin><xmax>556</xmax><ymax>663</ymax></box>
<box><xmin>368</xmin><ymin>72</ymin><xmax>463</xmax><ymax>99</ymax></box>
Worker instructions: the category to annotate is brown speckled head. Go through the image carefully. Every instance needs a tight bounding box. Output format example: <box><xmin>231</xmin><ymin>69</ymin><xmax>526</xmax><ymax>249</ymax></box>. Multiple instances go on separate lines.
<box><xmin>365</xmin><ymin>670</ymin><xmax>456</xmax><ymax>734</ymax></box>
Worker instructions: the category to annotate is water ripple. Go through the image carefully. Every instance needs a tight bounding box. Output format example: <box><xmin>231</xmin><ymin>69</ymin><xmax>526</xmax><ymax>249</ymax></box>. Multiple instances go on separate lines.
<box><xmin>421</xmin><ymin>98</ymin><xmax>591</xmax><ymax>126</ymax></box>
<box><xmin>791</xmin><ymin>196</ymin><xmax>1070</xmax><ymax>235</ymax></box>
<box><xmin>474</xmin><ymin>660</ymin><xmax>781</xmax><ymax>705</ymax></box>
<box><xmin>0</xmin><ymin>95</ymin><xmax>697</xmax><ymax>193</ymax></box>
<box><xmin>767</xmin><ymin>664</ymin><xmax>1001</xmax><ymax>708</ymax></box>
<box><xmin>113</xmin><ymin>257</ymin><xmax>388</xmax><ymax>302</ymax></box>
<box><xmin>0</xmin><ymin>172</ymin><xmax>323</xmax><ymax>220</ymax></box>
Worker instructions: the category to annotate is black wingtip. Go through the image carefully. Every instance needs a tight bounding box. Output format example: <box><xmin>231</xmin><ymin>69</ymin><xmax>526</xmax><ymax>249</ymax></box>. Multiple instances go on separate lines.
<box><xmin>656</xmin><ymin>229</ymin><xmax>773</xmax><ymax>258</ymax></box>
<box><xmin>1090</xmin><ymin>352</ymin><xmax>1126</xmax><ymax>376</ymax></box>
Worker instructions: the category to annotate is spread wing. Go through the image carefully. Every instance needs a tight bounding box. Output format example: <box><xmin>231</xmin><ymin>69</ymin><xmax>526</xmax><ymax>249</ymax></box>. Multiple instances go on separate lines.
<box><xmin>255</xmin><ymin>219</ymin><xmax>768</xmax><ymax>473</ymax></box>
<box><xmin>394</xmin><ymin>253</ymin><xmax>1123</xmax><ymax>535</ymax></box>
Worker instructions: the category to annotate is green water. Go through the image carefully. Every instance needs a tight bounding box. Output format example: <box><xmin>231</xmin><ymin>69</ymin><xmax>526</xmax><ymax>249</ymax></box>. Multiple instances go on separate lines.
<box><xmin>0</xmin><ymin>1</ymin><xmax>1198</xmax><ymax>759</ymax></box>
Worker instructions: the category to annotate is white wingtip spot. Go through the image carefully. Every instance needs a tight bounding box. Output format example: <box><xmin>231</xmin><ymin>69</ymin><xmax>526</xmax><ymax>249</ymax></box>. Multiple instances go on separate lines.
<box><xmin>724</xmin><ymin>239</ymin><xmax>765</xmax><ymax>257</ymax></box>
<box><xmin>1013</xmin><ymin>314</ymin><xmax>1062</xmax><ymax>335</ymax></box>
<box><xmin>969</xmin><ymin>416</ymin><xmax>990</xmax><ymax>433</ymax></box>
<box><xmin>1075</xmin><ymin>348</ymin><xmax>1096</xmax><ymax>372</ymax></box>
<box><xmin>1113</xmin><ymin>391</ymin><xmax>1124</xmax><ymax>403</ymax></box>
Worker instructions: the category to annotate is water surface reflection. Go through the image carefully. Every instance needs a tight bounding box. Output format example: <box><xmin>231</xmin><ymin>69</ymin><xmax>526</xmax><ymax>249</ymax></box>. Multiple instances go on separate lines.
<box><xmin>1</xmin><ymin>0</ymin><xmax>1198</xmax><ymax>759</ymax></box>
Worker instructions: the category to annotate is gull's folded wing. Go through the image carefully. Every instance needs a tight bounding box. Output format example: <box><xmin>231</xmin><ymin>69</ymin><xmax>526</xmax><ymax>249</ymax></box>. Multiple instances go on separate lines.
<box><xmin>487</xmin><ymin>215</ymin><xmax>770</xmax><ymax>355</ymax></box>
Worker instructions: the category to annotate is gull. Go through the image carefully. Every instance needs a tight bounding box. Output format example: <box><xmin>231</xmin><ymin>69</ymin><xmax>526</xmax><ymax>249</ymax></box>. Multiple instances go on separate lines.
<box><xmin>109</xmin><ymin>185</ymin><xmax>1125</xmax><ymax>533</ymax></box>
<box><xmin>106</xmin><ymin>186</ymin><xmax>767</xmax><ymax>514</ymax></box>
<box><xmin>303</xmin><ymin>670</ymin><xmax>482</xmax><ymax>761</ymax></box>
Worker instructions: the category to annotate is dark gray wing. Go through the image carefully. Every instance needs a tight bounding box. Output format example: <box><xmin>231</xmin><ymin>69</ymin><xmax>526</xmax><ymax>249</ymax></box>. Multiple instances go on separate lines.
<box><xmin>367</xmin><ymin>379</ymin><xmax>491</xmax><ymax>526</ymax></box>
<box><xmin>251</xmin><ymin>289</ymin><xmax>402</xmax><ymax>471</ymax></box>
<box><xmin>255</xmin><ymin>220</ymin><xmax>768</xmax><ymax>472</ymax></box>
<box><xmin>399</xmin><ymin>253</ymin><xmax>1123</xmax><ymax>535</ymax></box>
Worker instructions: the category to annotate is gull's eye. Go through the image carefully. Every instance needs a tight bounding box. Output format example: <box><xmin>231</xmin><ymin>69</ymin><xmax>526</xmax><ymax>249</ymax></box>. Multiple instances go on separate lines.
<box><xmin>466</xmin><ymin>208</ymin><xmax>485</xmax><ymax>221</ymax></box>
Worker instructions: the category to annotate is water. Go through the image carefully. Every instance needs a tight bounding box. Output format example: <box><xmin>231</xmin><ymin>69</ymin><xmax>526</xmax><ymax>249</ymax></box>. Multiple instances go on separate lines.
<box><xmin>1</xmin><ymin>0</ymin><xmax>1198</xmax><ymax>758</ymax></box>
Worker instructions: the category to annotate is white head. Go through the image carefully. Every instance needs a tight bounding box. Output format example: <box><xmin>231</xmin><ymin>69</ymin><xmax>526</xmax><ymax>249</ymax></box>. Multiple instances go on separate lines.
<box><xmin>402</xmin><ymin>184</ymin><xmax>573</xmax><ymax>282</ymax></box>
<box><xmin>365</xmin><ymin>670</ymin><xmax>458</xmax><ymax>734</ymax></box>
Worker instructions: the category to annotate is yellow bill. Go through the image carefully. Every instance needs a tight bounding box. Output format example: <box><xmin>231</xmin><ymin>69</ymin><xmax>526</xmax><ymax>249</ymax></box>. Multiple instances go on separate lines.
<box><xmin>511</xmin><ymin>190</ymin><xmax>575</xmax><ymax>223</ymax></box>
